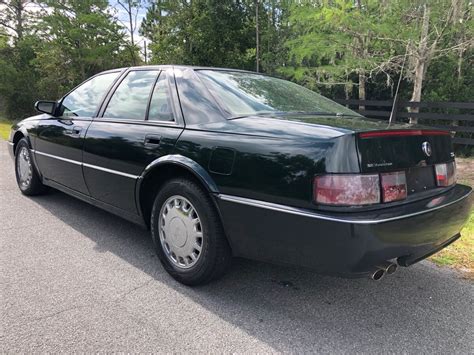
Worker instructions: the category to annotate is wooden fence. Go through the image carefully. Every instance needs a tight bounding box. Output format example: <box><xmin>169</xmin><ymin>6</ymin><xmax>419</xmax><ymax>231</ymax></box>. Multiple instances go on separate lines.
<box><xmin>334</xmin><ymin>99</ymin><xmax>474</xmax><ymax>146</ymax></box>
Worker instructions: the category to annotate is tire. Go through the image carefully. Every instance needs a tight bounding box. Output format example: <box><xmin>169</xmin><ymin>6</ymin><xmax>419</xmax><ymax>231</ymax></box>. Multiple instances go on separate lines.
<box><xmin>14</xmin><ymin>138</ymin><xmax>48</xmax><ymax>196</ymax></box>
<box><xmin>150</xmin><ymin>178</ymin><xmax>231</xmax><ymax>285</ymax></box>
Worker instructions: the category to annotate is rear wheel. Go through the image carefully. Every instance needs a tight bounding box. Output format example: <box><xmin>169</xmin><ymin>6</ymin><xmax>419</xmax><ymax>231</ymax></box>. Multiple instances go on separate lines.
<box><xmin>151</xmin><ymin>178</ymin><xmax>231</xmax><ymax>285</ymax></box>
<box><xmin>14</xmin><ymin>138</ymin><xmax>48</xmax><ymax>196</ymax></box>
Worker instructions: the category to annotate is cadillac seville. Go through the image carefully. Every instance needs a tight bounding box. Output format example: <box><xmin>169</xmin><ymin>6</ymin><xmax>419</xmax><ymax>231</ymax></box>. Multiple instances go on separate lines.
<box><xmin>8</xmin><ymin>66</ymin><xmax>473</xmax><ymax>285</ymax></box>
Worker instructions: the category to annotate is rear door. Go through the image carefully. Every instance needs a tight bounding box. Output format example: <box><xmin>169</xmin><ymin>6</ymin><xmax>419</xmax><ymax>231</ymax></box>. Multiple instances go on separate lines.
<box><xmin>34</xmin><ymin>71</ymin><xmax>121</xmax><ymax>194</ymax></box>
<box><xmin>82</xmin><ymin>68</ymin><xmax>184</xmax><ymax>213</ymax></box>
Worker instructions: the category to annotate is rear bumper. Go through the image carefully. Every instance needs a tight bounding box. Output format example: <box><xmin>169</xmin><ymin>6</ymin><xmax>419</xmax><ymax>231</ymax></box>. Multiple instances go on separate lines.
<box><xmin>216</xmin><ymin>184</ymin><xmax>473</xmax><ymax>277</ymax></box>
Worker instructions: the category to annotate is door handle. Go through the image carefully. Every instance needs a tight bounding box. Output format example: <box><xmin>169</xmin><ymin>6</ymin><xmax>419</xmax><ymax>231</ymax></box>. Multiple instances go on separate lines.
<box><xmin>144</xmin><ymin>135</ymin><xmax>161</xmax><ymax>146</ymax></box>
<box><xmin>65</xmin><ymin>126</ymin><xmax>82</xmax><ymax>137</ymax></box>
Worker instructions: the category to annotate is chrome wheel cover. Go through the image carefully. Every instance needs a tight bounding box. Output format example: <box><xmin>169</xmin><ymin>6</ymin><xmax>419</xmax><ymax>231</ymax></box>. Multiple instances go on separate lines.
<box><xmin>17</xmin><ymin>147</ymin><xmax>32</xmax><ymax>189</ymax></box>
<box><xmin>158</xmin><ymin>195</ymin><xmax>204</xmax><ymax>269</ymax></box>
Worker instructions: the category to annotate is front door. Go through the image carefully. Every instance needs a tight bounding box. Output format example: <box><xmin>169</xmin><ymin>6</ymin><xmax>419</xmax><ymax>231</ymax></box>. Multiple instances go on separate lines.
<box><xmin>82</xmin><ymin>68</ymin><xmax>184</xmax><ymax>213</ymax></box>
<box><xmin>34</xmin><ymin>71</ymin><xmax>121</xmax><ymax>194</ymax></box>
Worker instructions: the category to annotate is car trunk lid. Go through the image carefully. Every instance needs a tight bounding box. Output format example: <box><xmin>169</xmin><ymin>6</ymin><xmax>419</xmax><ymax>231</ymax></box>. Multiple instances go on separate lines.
<box><xmin>356</xmin><ymin>129</ymin><xmax>454</xmax><ymax>196</ymax></box>
<box><xmin>357</xmin><ymin>129</ymin><xmax>453</xmax><ymax>172</ymax></box>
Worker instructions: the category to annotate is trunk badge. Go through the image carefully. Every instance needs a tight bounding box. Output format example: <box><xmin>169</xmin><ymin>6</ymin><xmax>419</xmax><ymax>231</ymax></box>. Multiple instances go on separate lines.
<box><xmin>422</xmin><ymin>142</ymin><xmax>432</xmax><ymax>157</ymax></box>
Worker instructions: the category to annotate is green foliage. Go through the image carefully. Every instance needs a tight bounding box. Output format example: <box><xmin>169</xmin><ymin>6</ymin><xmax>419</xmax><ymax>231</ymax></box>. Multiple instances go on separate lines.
<box><xmin>141</xmin><ymin>0</ymin><xmax>257</xmax><ymax>70</ymax></box>
<box><xmin>0</xmin><ymin>0</ymin><xmax>140</xmax><ymax>119</ymax></box>
<box><xmin>36</xmin><ymin>0</ymin><xmax>136</xmax><ymax>93</ymax></box>
<box><xmin>284</xmin><ymin>1</ymin><xmax>388</xmax><ymax>85</ymax></box>
<box><xmin>0</xmin><ymin>0</ymin><xmax>471</xmax><ymax>127</ymax></box>
<box><xmin>0</xmin><ymin>35</ymin><xmax>40</xmax><ymax>119</ymax></box>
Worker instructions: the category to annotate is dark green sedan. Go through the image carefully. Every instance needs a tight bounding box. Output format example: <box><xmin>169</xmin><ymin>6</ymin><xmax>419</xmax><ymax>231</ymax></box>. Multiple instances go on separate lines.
<box><xmin>8</xmin><ymin>66</ymin><xmax>473</xmax><ymax>285</ymax></box>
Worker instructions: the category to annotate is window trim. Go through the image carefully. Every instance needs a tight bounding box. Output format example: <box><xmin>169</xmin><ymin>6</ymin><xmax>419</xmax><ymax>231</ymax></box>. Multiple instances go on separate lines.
<box><xmin>193</xmin><ymin>69</ymin><xmax>238</xmax><ymax>119</ymax></box>
<box><xmin>173</xmin><ymin>67</ymin><xmax>228</xmax><ymax>125</ymax></box>
<box><xmin>145</xmin><ymin>71</ymin><xmax>177</xmax><ymax>123</ymax></box>
<box><xmin>144</xmin><ymin>71</ymin><xmax>161</xmax><ymax>121</ymax></box>
<box><xmin>58</xmin><ymin>69</ymin><xmax>124</xmax><ymax>119</ymax></box>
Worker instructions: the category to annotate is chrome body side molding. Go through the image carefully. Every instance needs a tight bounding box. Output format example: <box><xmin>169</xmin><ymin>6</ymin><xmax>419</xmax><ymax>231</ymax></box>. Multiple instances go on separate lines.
<box><xmin>217</xmin><ymin>190</ymin><xmax>472</xmax><ymax>225</ymax></box>
<box><xmin>32</xmin><ymin>150</ymin><xmax>139</xmax><ymax>179</ymax></box>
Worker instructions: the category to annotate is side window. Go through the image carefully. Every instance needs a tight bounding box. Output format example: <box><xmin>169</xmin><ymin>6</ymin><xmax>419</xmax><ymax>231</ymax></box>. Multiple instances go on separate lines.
<box><xmin>61</xmin><ymin>72</ymin><xmax>119</xmax><ymax>117</ymax></box>
<box><xmin>103</xmin><ymin>70</ymin><xmax>158</xmax><ymax>120</ymax></box>
<box><xmin>148</xmin><ymin>73</ymin><xmax>175</xmax><ymax>122</ymax></box>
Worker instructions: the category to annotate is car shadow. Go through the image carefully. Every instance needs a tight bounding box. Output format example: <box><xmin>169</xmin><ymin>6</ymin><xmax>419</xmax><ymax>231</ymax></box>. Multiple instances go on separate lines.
<box><xmin>29</xmin><ymin>189</ymin><xmax>472</xmax><ymax>353</ymax></box>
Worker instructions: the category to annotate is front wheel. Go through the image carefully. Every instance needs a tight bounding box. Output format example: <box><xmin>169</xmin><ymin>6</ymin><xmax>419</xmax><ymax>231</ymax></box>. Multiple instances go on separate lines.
<box><xmin>151</xmin><ymin>178</ymin><xmax>231</xmax><ymax>285</ymax></box>
<box><xmin>14</xmin><ymin>138</ymin><xmax>48</xmax><ymax>196</ymax></box>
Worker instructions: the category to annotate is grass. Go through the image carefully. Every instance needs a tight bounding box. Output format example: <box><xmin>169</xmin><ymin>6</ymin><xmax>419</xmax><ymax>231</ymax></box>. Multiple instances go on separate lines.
<box><xmin>430</xmin><ymin>212</ymin><xmax>473</xmax><ymax>279</ymax></box>
<box><xmin>0</xmin><ymin>116</ymin><xmax>472</xmax><ymax>276</ymax></box>
<box><xmin>0</xmin><ymin>119</ymin><xmax>12</xmax><ymax>141</ymax></box>
<box><xmin>430</xmin><ymin>158</ymin><xmax>474</xmax><ymax>278</ymax></box>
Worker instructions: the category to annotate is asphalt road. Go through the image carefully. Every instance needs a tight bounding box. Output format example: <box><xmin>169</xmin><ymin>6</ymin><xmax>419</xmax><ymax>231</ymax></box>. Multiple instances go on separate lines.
<box><xmin>1</xmin><ymin>141</ymin><xmax>473</xmax><ymax>353</ymax></box>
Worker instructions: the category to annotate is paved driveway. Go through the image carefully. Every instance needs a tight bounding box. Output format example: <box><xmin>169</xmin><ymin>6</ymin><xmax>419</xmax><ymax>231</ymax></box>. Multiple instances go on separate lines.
<box><xmin>1</xmin><ymin>142</ymin><xmax>473</xmax><ymax>353</ymax></box>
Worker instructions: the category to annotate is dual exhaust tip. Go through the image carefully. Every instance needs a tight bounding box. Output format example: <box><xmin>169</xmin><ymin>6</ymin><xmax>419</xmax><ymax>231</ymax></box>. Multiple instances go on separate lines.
<box><xmin>370</xmin><ymin>261</ymin><xmax>398</xmax><ymax>281</ymax></box>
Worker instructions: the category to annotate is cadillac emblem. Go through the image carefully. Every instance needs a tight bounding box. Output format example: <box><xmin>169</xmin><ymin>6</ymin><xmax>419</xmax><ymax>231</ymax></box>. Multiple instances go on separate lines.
<box><xmin>422</xmin><ymin>141</ymin><xmax>432</xmax><ymax>157</ymax></box>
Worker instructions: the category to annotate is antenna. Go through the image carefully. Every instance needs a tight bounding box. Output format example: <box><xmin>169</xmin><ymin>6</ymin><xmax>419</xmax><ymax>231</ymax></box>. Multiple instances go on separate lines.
<box><xmin>388</xmin><ymin>42</ymin><xmax>409</xmax><ymax>127</ymax></box>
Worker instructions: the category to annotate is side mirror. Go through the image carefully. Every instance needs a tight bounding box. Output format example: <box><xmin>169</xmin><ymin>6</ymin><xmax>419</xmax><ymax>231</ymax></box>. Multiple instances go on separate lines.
<box><xmin>35</xmin><ymin>100</ymin><xmax>57</xmax><ymax>115</ymax></box>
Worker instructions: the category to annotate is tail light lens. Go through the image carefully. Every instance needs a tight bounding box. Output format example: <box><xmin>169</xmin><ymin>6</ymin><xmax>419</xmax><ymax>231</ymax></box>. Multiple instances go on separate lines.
<box><xmin>380</xmin><ymin>171</ymin><xmax>407</xmax><ymax>203</ymax></box>
<box><xmin>435</xmin><ymin>161</ymin><xmax>456</xmax><ymax>187</ymax></box>
<box><xmin>314</xmin><ymin>174</ymin><xmax>380</xmax><ymax>206</ymax></box>
<box><xmin>314</xmin><ymin>163</ymin><xmax>455</xmax><ymax>207</ymax></box>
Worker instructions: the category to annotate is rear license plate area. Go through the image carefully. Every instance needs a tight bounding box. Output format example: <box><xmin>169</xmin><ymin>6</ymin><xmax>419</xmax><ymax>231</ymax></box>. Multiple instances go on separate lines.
<box><xmin>406</xmin><ymin>166</ymin><xmax>436</xmax><ymax>195</ymax></box>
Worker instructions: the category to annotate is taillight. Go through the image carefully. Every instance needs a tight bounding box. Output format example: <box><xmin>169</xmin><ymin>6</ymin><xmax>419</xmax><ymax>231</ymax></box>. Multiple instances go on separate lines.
<box><xmin>359</xmin><ymin>129</ymin><xmax>451</xmax><ymax>139</ymax></box>
<box><xmin>435</xmin><ymin>161</ymin><xmax>456</xmax><ymax>187</ymax></box>
<box><xmin>380</xmin><ymin>171</ymin><xmax>407</xmax><ymax>203</ymax></box>
<box><xmin>314</xmin><ymin>174</ymin><xmax>380</xmax><ymax>206</ymax></box>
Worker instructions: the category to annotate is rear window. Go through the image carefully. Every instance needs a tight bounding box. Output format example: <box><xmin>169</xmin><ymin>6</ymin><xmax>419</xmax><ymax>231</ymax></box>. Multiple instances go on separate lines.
<box><xmin>196</xmin><ymin>70</ymin><xmax>360</xmax><ymax>118</ymax></box>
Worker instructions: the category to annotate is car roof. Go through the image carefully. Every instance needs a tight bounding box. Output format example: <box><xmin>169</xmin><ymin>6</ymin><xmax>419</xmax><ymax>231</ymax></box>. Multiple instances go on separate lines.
<box><xmin>113</xmin><ymin>64</ymin><xmax>258</xmax><ymax>75</ymax></box>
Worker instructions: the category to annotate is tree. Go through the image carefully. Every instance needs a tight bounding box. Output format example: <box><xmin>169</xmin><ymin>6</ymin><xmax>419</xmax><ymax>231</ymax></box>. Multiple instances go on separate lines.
<box><xmin>114</xmin><ymin>0</ymin><xmax>143</xmax><ymax>65</ymax></box>
<box><xmin>284</xmin><ymin>1</ymin><xmax>391</xmax><ymax>107</ymax></box>
<box><xmin>140</xmin><ymin>0</ymin><xmax>256</xmax><ymax>70</ymax></box>
<box><xmin>0</xmin><ymin>34</ymin><xmax>41</xmax><ymax>119</ymax></box>
<box><xmin>258</xmin><ymin>0</ymin><xmax>291</xmax><ymax>75</ymax></box>
<box><xmin>0</xmin><ymin>0</ymin><xmax>28</xmax><ymax>42</ymax></box>
<box><xmin>0</xmin><ymin>1</ymin><xmax>45</xmax><ymax>119</ymax></box>
<box><xmin>376</xmin><ymin>0</ymin><xmax>473</xmax><ymax>122</ymax></box>
<box><xmin>36</xmin><ymin>0</ymin><xmax>135</xmax><ymax>90</ymax></box>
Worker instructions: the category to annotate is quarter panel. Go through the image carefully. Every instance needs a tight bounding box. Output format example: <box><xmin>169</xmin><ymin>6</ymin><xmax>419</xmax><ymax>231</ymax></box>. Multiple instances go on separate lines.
<box><xmin>174</xmin><ymin>127</ymin><xmax>339</xmax><ymax>209</ymax></box>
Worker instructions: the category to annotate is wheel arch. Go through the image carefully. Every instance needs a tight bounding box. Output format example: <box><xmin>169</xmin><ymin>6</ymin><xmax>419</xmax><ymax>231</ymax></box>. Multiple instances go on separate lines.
<box><xmin>12</xmin><ymin>128</ymin><xmax>30</xmax><ymax>155</ymax></box>
<box><xmin>136</xmin><ymin>155</ymin><xmax>220</xmax><ymax>228</ymax></box>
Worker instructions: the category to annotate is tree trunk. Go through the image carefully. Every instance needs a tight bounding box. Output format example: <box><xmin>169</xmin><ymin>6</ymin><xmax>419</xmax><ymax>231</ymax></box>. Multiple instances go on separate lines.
<box><xmin>128</xmin><ymin>1</ymin><xmax>135</xmax><ymax>47</ymax></box>
<box><xmin>144</xmin><ymin>40</ymin><xmax>147</xmax><ymax>64</ymax></box>
<box><xmin>452</xmin><ymin>0</ymin><xmax>462</xmax><ymax>21</ymax></box>
<box><xmin>457</xmin><ymin>42</ymin><xmax>464</xmax><ymax>82</ymax></box>
<box><xmin>255</xmin><ymin>0</ymin><xmax>259</xmax><ymax>72</ymax></box>
<box><xmin>14</xmin><ymin>0</ymin><xmax>24</xmax><ymax>42</ymax></box>
<box><xmin>409</xmin><ymin>4</ymin><xmax>430</xmax><ymax>124</ymax></box>
<box><xmin>409</xmin><ymin>58</ymin><xmax>425</xmax><ymax>123</ymax></box>
<box><xmin>358</xmin><ymin>71</ymin><xmax>366</xmax><ymax>111</ymax></box>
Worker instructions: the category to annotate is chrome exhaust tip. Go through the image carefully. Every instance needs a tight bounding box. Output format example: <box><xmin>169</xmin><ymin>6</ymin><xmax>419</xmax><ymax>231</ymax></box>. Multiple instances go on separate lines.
<box><xmin>376</xmin><ymin>261</ymin><xmax>398</xmax><ymax>275</ymax></box>
<box><xmin>386</xmin><ymin>263</ymin><xmax>398</xmax><ymax>275</ymax></box>
<box><xmin>371</xmin><ymin>269</ymin><xmax>385</xmax><ymax>281</ymax></box>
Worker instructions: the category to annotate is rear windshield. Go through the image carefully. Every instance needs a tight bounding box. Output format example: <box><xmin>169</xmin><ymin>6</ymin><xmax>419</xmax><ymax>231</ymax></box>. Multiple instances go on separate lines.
<box><xmin>196</xmin><ymin>70</ymin><xmax>360</xmax><ymax>119</ymax></box>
